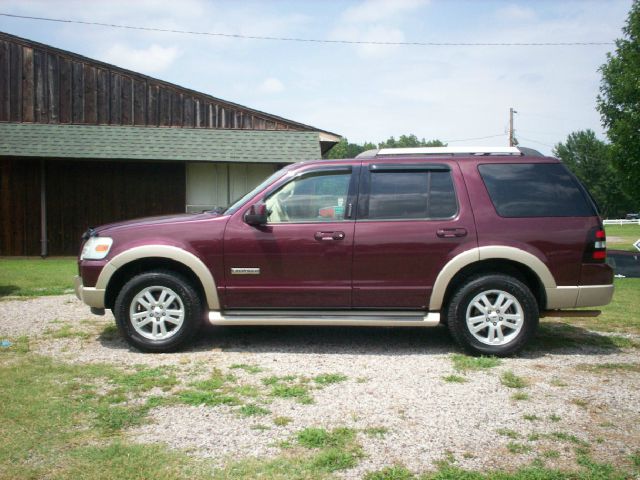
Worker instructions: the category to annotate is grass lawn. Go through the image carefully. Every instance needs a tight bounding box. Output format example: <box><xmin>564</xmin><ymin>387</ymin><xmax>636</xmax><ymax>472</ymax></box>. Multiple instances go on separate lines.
<box><xmin>555</xmin><ymin>278</ymin><xmax>640</xmax><ymax>335</ymax></box>
<box><xmin>605</xmin><ymin>224</ymin><xmax>640</xmax><ymax>251</ymax></box>
<box><xmin>1</xmin><ymin>342</ymin><xmax>637</xmax><ymax>480</ymax></box>
<box><xmin>0</xmin><ymin>257</ymin><xmax>76</xmax><ymax>297</ymax></box>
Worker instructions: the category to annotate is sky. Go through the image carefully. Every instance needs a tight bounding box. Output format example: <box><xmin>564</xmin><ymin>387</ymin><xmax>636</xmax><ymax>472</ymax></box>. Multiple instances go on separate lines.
<box><xmin>0</xmin><ymin>0</ymin><xmax>633</xmax><ymax>155</ymax></box>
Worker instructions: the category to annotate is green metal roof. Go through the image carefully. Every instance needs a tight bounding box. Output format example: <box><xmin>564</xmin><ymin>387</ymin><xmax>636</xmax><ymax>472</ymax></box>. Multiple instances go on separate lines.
<box><xmin>0</xmin><ymin>123</ymin><xmax>322</xmax><ymax>163</ymax></box>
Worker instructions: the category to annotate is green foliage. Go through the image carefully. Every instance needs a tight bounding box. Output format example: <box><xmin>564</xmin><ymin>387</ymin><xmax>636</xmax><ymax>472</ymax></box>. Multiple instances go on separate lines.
<box><xmin>0</xmin><ymin>257</ymin><xmax>76</xmax><ymax>297</ymax></box>
<box><xmin>500</xmin><ymin>371</ymin><xmax>528</xmax><ymax>389</ymax></box>
<box><xmin>451</xmin><ymin>354</ymin><xmax>501</xmax><ymax>372</ymax></box>
<box><xmin>506</xmin><ymin>442</ymin><xmax>531</xmax><ymax>454</ymax></box>
<box><xmin>496</xmin><ymin>428</ymin><xmax>520</xmax><ymax>439</ymax></box>
<box><xmin>365</xmin><ymin>465</ymin><xmax>416</xmax><ymax>480</ymax></box>
<box><xmin>363</xmin><ymin>426</ymin><xmax>389</xmax><ymax>437</ymax></box>
<box><xmin>297</xmin><ymin>427</ymin><xmax>355</xmax><ymax>449</ymax></box>
<box><xmin>511</xmin><ymin>392</ymin><xmax>530</xmax><ymax>401</ymax></box>
<box><xmin>324</xmin><ymin>137</ymin><xmax>377</xmax><ymax>159</ymax></box>
<box><xmin>553</xmin><ymin>130</ymin><xmax>632</xmax><ymax>218</ymax></box>
<box><xmin>442</xmin><ymin>374</ymin><xmax>467</xmax><ymax>383</ymax></box>
<box><xmin>229</xmin><ymin>363</ymin><xmax>263</xmax><ymax>374</ymax></box>
<box><xmin>273</xmin><ymin>416</ymin><xmax>292</xmax><ymax>426</ymax></box>
<box><xmin>598</xmin><ymin>0</ymin><xmax>640</xmax><ymax>203</ymax></box>
<box><xmin>324</xmin><ymin>134</ymin><xmax>445</xmax><ymax>159</ymax></box>
<box><xmin>264</xmin><ymin>375</ymin><xmax>313</xmax><ymax>403</ymax></box>
<box><xmin>378</xmin><ymin>135</ymin><xmax>445</xmax><ymax>149</ymax></box>
<box><xmin>314</xmin><ymin>373</ymin><xmax>347</xmax><ymax>385</ymax></box>
<box><xmin>238</xmin><ymin>404</ymin><xmax>270</xmax><ymax>417</ymax></box>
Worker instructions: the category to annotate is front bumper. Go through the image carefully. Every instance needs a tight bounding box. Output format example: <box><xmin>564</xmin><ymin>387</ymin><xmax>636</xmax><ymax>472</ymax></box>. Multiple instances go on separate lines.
<box><xmin>546</xmin><ymin>284</ymin><xmax>614</xmax><ymax>309</ymax></box>
<box><xmin>74</xmin><ymin>275</ymin><xmax>106</xmax><ymax>309</ymax></box>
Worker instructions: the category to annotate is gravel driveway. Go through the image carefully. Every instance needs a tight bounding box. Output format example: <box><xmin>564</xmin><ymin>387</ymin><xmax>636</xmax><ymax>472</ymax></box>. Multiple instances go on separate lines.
<box><xmin>1</xmin><ymin>294</ymin><xmax>639</xmax><ymax>477</ymax></box>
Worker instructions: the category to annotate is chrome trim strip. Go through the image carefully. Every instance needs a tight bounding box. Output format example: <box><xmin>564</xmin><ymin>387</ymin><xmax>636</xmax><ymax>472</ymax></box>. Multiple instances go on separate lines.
<box><xmin>231</xmin><ymin>268</ymin><xmax>261</xmax><ymax>275</ymax></box>
<box><xmin>208</xmin><ymin>311</ymin><xmax>440</xmax><ymax>327</ymax></box>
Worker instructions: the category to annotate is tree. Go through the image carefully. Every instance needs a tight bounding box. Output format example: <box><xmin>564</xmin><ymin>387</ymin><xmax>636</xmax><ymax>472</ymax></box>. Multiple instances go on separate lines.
<box><xmin>553</xmin><ymin>130</ymin><xmax>632</xmax><ymax>218</ymax></box>
<box><xmin>597</xmin><ymin>0</ymin><xmax>640</xmax><ymax>203</ymax></box>
<box><xmin>378</xmin><ymin>134</ymin><xmax>445</xmax><ymax>149</ymax></box>
<box><xmin>324</xmin><ymin>138</ymin><xmax>376</xmax><ymax>159</ymax></box>
<box><xmin>325</xmin><ymin>134</ymin><xmax>446</xmax><ymax>159</ymax></box>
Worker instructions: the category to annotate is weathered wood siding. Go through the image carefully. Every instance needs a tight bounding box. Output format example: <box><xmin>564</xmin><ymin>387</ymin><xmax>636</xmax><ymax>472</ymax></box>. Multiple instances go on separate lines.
<box><xmin>0</xmin><ymin>33</ymin><xmax>293</xmax><ymax>130</ymax></box>
<box><xmin>0</xmin><ymin>158</ymin><xmax>185</xmax><ymax>256</ymax></box>
<box><xmin>0</xmin><ymin>158</ymin><xmax>42</xmax><ymax>256</ymax></box>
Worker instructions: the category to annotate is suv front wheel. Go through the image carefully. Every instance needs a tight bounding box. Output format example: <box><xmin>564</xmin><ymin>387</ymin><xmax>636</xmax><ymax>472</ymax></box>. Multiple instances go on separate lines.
<box><xmin>114</xmin><ymin>270</ymin><xmax>202</xmax><ymax>352</ymax></box>
<box><xmin>446</xmin><ymin>274</ymin><xmax>539</xmax><ymax>356</ymax></box>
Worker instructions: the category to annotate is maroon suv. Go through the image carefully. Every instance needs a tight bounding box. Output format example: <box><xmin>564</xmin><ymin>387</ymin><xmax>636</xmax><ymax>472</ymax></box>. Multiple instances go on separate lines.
<box><xmin>75</xmin><ymin>146</ymin><xmax>614</xmax><ymax>356</ymax></box>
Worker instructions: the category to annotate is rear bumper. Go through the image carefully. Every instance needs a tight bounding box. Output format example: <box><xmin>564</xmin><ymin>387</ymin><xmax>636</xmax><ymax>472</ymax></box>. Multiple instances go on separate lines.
<box><xmin>546</xmin><ymin>284</ymin><xmax>614</xmax><ymax>309</ymax></box>
<box><xmin>74</xmin><ymin>275</ymin><xmax>106</xmax><ymax>309</ymax></box>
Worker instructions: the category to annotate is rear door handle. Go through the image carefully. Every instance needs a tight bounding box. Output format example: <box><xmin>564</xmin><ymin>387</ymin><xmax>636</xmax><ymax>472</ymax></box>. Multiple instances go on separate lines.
<box><xmin>314</xmin><ymin>231</ymin><xmax>345</xmax><ymax>241</ymax></box>
<box><xmin>437</xmin><ymin>228</ymin><xmax>467</xmax><ymax>238</ymax></box>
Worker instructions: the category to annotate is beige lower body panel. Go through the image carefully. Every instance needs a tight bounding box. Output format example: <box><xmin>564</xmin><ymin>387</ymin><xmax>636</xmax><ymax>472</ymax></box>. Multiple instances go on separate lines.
<box><xmin>74</xmin><ymin>276</ymin><xmax>106</xmax><ymax>309</ymax></box>
<box><xmin>208</xmin><ymin>310</ymin><xmax>440</xmax><ymax>327</ymax></box>
<box><xmin>546</xmin><ymin>284</ymin><xmax>614</xmax><ymax>309</ymax></box>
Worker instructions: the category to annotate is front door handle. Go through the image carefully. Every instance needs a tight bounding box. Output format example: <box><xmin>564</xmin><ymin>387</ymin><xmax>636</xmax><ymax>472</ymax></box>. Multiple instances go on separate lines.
<box><xmin>314</xmin><ymin>231</ymin><xmax>345</xmax><ymax>241</ymax></box>
<box><xmin>437</xmin><ymin>228</ymin><xmax>467</xmax><ymax>238</ymax></box>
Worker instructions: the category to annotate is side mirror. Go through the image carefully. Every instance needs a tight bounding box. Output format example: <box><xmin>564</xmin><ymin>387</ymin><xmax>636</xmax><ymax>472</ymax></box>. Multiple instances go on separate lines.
<box><xmin>244</xmin><ymin>203</ymin><xmax>268</xmax><ymax>226</ymax></box>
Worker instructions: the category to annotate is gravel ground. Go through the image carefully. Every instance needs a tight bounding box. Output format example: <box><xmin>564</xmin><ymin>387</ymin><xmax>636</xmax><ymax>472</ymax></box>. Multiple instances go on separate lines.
<box><xmin>1</xmin><ymin>294</ymin><xmax>639</xmax><ymax>477</ymax></box>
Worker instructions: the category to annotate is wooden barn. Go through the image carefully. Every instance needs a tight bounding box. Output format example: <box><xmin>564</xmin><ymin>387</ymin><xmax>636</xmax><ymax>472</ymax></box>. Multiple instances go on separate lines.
<box><xmin>0</xmin><ymin>31</ymin><xmax>340</xmax><ymax>256</ymax></box>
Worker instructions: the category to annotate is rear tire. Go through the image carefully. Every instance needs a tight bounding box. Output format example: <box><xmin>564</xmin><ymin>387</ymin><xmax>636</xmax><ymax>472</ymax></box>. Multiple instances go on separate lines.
<box><xmin>446</xmin><ymin>274</ymin><xmax>538</xmax><ymax>357</ymax></box>
<box><xmin>114</xmin><ymin>270</ymin><xmax>202</xmax><ymax>353</ymax></box>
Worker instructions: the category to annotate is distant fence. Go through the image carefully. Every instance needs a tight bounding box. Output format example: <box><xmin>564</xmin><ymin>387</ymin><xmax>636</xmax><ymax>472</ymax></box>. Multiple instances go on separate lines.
<box><xmin>603</xmin><ymin>219</ymin><xmax>640</xmax><ymax>225</ymax></box>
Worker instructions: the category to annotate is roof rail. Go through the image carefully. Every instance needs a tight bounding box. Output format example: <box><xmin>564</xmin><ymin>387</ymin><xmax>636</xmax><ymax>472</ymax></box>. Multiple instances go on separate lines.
<box><xmin>355</xmin><ymin>146</ymin><xmax>545</xmax><ymax>158</ymax></box>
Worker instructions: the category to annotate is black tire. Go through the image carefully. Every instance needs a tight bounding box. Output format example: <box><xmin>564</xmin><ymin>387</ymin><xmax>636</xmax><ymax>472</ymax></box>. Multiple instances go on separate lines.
<box><xmin>446</xmin><ymin>273</ymin><xmax>539</xmax><ymax>357</ymax></box>
<box><xmin>114</xmin><ymin>270</ymin><xmax>202</xmax><ymax>353</ymax></box>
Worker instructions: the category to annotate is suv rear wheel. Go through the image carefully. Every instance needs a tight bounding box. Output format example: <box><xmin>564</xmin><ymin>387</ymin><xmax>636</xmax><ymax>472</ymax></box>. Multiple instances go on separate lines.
<box><xmin>114</xmin><ymin>270</ymin><xmax>202</xmax><ymax>352</ymax></box>
<box><xmin>446</xmin><ymin>274</ymin><xmax>539</xmax><ymax>356</ymax></box>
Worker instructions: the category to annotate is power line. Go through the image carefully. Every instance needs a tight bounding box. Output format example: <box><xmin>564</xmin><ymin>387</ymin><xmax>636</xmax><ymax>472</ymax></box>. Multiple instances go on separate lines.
<box><xmin>444</xmin><ymin>133</ymin><xmax>506</xmax><ymax>143</ymax></box>
<box><xmin>0</xmin><ymin>12</ymin><xmax>616</xmax><ymax>47</ymax></box>
<box><xmin>517</xmin><ymin>135</ymin><xmax>555</xmax><ymax>148</ymax></box>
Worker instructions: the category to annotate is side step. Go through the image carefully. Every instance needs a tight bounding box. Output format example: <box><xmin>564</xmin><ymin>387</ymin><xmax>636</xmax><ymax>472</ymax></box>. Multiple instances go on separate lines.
<box><xmin>208</xmin><ymin>310</ymin><xmax>440</xmax><ymax>327</ymax></box>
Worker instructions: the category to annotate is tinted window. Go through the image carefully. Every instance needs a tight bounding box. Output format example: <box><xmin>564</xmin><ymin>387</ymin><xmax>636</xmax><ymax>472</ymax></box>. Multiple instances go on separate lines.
<box><xmin>478</xmin><ymin>163</ymin><xmax>595</xmax><ymax>217</ymax></box>
<box><xmin>265</xmin><ymin>171</ymin><xmax>351</xmax><ymax>223</ymax></box>
<box><xmin>367</xmin><ymin>171</ymin><xmax>457</xmax><ymax>220</ymax></box>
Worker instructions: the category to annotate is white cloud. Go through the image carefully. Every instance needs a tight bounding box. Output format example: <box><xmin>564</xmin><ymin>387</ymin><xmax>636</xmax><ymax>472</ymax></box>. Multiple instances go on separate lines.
<box><xmin>330</xmin><ymin>0</ymin><xmax>429</xmax><ymax>58</ymax></box>
<box><xmin>329</xmin><ymin>25</ymin><xmax>406</xmax><ymax>57</ymax></box>
<box><xmin>102</xmin><ymin>44</ymin><xmax>180</xmax><ymax>74</ymax></box>
<box><xmin>259</xmin><ymin>77</ymin><xmax>284</xmax><ymax>94</ymax></box>
<box><xmin>496</xmin><ymin>5</ymin><xmax>537</xmax><ymax>21</ymax></box>
<box><xmin>341</xmin><ymin>0</ymin><xmax>429</xmax><ymax>23</ymax></box>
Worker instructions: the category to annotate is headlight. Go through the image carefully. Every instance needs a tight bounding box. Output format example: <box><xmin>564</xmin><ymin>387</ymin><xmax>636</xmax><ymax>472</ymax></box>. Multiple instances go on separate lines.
<box><xmin>80</xmin><ymin>237</ymin><xmax>113</xmax><ymax>260</ymax></box>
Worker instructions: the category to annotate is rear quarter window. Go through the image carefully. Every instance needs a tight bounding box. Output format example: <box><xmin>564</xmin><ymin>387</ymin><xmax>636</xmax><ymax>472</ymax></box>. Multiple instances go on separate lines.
<box><xmin>478</xmin><ymin>163</ymin><xmax>596</xmax><ymax>217</ymax></box>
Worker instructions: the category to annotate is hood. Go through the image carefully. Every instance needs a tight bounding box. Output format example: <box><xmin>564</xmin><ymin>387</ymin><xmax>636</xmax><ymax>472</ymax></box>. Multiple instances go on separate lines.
<box><xmin>94</xmin><ymin>212</ymin><xmax>222</xmax><ymax>235</ymax></box>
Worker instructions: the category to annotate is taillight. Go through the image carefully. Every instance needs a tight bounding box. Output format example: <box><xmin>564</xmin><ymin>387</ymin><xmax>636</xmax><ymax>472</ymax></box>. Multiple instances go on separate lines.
<box><xmin>584</xmin><ymin>228</ymin><xmax>607</xmax><ymax>262</ymax></box>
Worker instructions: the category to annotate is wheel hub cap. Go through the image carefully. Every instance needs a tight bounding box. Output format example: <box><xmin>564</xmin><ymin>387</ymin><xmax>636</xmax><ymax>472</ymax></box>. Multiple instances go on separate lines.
<box><xmin>129</xmin><ymin>286</ymin><xmax>185</xmax><ymax>341</ymax></box>
<box><xmin>465</xmin><ymin>289</ymin><xmax>524</xmax><ymax>346</ymax></box>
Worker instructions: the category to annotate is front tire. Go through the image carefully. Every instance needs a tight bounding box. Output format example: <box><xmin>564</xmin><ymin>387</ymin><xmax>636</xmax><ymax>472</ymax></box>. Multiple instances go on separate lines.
<box><xmin>446</xmin><ymin>274</ymin><xmax>539</xmax><ymax>357</ymax></box>
<box><xmin>114</xmin><ymin>270</ymin><xmax>202</xmax><ymax>352</ymax></box>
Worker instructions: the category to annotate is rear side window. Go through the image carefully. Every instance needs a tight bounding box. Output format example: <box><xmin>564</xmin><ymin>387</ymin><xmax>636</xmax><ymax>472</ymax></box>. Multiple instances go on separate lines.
<box><xmin>478</xmin><ymin>163</ymin><xmax>596</xmax><ymax>217</ymax></box>
<box><xmin>366</xmin><ymin>170</ymin><xmax>457</xmax><ymax>220</ymax></box>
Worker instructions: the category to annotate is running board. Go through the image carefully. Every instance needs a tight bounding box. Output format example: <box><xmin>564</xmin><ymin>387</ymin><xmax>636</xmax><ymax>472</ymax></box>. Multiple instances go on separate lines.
<box><xmin>208</xmin><ymin>310</ymin><xmax>440</xmax><ymax>327</ymax></box>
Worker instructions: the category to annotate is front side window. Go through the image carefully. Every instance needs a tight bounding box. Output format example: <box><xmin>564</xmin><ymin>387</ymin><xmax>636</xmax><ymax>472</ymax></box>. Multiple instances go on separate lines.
<box><xmin>366</xmin><ymin>170</ymin><xmax>457</xmax><ymax>220</ymax></box>
<box><xmin>265</xmin><ymin>171</ymin><xmax>351</xmax><ymax>223</ymax></box>
<box><xmin>478</xmin><ymin>163</ymin><xmax>596</xmax><ymax>217</ymax></box>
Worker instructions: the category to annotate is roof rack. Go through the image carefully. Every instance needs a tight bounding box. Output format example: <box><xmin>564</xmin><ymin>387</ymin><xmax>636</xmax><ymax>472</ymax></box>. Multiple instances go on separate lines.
<box><xmin>356</xmin><ymin>146</ymin><xmax>543</xmax><ymax>158</ymax></box>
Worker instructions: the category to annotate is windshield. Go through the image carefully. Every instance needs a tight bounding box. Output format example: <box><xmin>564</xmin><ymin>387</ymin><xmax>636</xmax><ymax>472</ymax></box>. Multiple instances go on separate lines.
<box><xmin>223</xmin><ymin>168</ymin><xmax>291</xmax><ymax>214</ymax></box>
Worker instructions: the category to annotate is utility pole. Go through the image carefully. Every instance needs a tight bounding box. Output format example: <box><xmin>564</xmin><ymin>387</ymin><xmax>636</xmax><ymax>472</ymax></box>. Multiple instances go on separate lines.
<box><xmin>509</xmin><ymin>107</ymin><xmax>518</xmax><ymax>146</ymax></box>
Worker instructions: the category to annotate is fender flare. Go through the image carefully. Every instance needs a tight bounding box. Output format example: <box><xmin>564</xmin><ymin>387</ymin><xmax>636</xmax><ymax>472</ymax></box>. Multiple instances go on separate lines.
<box><xmin>96</xmin><ymin>245</ymin><xmax>220</xmax><ymax>310</ymax></box>
<box><xmin>428</xmin><ymin>246</ymin><xmax>556</xmax><ymax>311</ymax></box>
